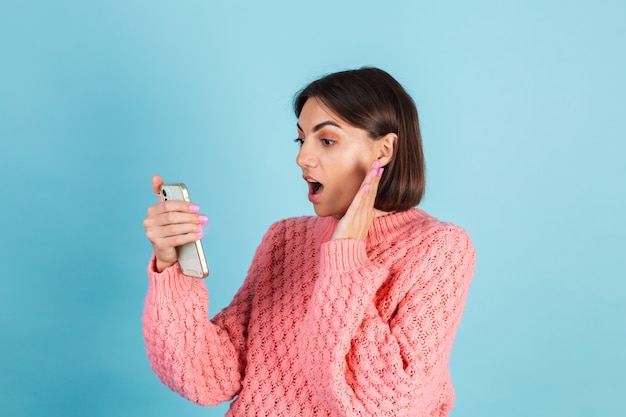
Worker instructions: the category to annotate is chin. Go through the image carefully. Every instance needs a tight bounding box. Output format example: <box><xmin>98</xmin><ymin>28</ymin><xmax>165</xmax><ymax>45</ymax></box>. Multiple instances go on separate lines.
<box><xmin>313</xmin><ymin>204</ymin><xmax>346</xmax><ymax>218</ymax></box>
<box><xmin>313</xmin><ymin>207</ymin><xmax>331</xmax><ymax>217</ymax></box>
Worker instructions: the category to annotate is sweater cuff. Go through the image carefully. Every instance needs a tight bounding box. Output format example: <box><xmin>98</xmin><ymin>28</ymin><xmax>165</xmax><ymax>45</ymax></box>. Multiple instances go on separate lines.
<box><xmin>147</xmin><ymin>254</ymin><xmax>203</xmax><ymax>302</ymax></box>
<box><xmin>318</xmin><ymin>239</ymin><xmax>389</xmax><ymax>306</ymax></box>
<box><xmin>320</xmin><ymin>239</ymin><xmax>371</xmax><ymax>272</ymax></box>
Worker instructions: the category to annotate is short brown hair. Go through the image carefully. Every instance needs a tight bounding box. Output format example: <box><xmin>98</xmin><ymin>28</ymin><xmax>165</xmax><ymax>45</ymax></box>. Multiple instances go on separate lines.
<box><xmin>294</xmin><ymin>67</ymin><xmax>425</xmax><ymax>212</ymax></box>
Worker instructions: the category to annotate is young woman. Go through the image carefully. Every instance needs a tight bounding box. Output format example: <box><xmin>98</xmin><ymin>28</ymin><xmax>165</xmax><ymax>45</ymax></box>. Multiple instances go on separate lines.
<box><xmin>142</xmin><ymin>67</ymin><xmax>476</xmax><ymax>416</ymax></box>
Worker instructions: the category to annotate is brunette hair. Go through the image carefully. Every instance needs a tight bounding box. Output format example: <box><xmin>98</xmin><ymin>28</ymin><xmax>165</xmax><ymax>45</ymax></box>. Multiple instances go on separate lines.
<box><xmin>293</xmin><ymin>67</ymin><xmax>425</xmax><ymax>212</ymax></box>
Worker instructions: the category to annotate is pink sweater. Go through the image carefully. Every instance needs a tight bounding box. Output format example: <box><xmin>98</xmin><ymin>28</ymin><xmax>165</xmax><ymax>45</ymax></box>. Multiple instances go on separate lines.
<box><xmin>143</xmin><ymin>209</ymin><xmax>475</xmax><ymax>416</ymax></box>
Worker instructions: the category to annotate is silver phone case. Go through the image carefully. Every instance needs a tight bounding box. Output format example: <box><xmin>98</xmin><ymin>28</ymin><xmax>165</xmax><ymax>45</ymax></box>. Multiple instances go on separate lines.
<box><xmin>160</xmin><ymin>183</ymin><xmax>209</xmax><ymax>279</ymax></box>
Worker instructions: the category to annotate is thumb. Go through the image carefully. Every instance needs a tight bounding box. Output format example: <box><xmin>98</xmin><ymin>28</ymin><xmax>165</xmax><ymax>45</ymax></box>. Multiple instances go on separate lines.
<box><xmin>152</xmin><ymin>174</ymin><xmax>164</xmax><ymax>198</ymax></box>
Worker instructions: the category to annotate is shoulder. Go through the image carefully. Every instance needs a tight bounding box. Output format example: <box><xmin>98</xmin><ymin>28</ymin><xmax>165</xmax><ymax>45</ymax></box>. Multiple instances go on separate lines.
<box><xmin>395</xmin><ymin>209</ymin><xmax>474</xmax><ymax>258</ymax></box>
<box><xmin>394</xmin><ymin>210</ymin><xmax>476</xmax><ymax>290</ymax></box>
<box><xmin>426</xmin><ymin>214</ymin><xmax>472</xmax><ymax>249</ymax></box>
<box><xmin>415</xmin><ymin>212</ymin><xmax>476</xmax><ymax>280</ymax></box>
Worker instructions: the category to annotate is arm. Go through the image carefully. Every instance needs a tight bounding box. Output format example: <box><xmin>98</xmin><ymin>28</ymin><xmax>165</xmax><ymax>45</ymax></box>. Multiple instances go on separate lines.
<box><xmin>297</xmin><ymin>226</ymin><xmax>476</xmax><ymax>416</ymax></box>
<box><xmin>141</xmin><ymin>173</ymin><xmax>255</xmax><ymax>405</ymax></box>
<box><xmin>142</xmin><ymin>221</ymin><xmax>283</xmax><ymax>405</ymax></box>
<box><xmin>142</xmin><ymin>257</ymin><xmax>250</xmax><ymax>405</ymax></box>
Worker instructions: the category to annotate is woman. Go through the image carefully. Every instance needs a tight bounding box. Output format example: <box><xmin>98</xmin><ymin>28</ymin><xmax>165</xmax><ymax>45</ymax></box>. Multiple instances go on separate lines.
<box><xmin>143</xmin><ymin>67</ymin><xmax>475</xmax><ymax>416</ymax></box>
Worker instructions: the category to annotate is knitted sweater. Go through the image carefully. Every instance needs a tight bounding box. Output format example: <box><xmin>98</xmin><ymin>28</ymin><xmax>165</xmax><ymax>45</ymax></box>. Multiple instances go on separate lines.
<box><xmin>143</xmin><ymin>208</ymin><xmax>475</xmax><ymax>416</ymax></box>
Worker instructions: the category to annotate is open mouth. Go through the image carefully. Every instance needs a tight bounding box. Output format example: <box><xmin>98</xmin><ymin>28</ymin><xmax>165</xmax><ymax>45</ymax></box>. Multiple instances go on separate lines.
<box><xmin>307</xmin><ymin>178</ymin><xmax>324</xmax><ymax>195</ymax></box>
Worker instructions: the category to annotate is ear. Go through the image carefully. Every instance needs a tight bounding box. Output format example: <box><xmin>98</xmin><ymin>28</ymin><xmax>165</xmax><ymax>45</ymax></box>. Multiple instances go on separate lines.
<box><xmin>375</xmin><ymin>133</ymin><xmax>397</xmax><ymax>167</ymax></box>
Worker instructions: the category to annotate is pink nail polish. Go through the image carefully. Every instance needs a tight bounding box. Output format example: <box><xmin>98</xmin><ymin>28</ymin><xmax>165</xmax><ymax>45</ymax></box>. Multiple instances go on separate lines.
<box><xmin>198</xmin><ymin>215</ymin><xmax>208</xmax><ymax>223</ymax></box>
<box><xmin>374</xmin><ymin>161</ymin><xmax>381</xmax><ymax>169</ymax></box>
<box><xmin>378</xmin><ymin>167</ymin><xmax>384</xmax><ymax>176</ymax></box>
<box><xmin>196</xmin><ymin>230</ymin><xmax>205</xmax><ymax>238</ymax></box>
<box><xmin>363</xmin><ymin>185</ymin><xmax>371</xmax><ymax>192</ymax></box>
<box><xmin>189</xmin><ymin>204</ymin><xmax>200</xmax><ymax>212</ymax></box>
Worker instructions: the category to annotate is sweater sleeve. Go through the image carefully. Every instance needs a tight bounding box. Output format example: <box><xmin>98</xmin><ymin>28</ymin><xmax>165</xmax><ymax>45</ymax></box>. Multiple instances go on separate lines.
<box><xmin>297</xmin><ymin>225</ymin><xmax>476</xmax><ymax>416</ymax></box>
<box><xmin>142</xmin><ymin>256</ymin><xmax>246</xmax><ymax>405</ymax></box>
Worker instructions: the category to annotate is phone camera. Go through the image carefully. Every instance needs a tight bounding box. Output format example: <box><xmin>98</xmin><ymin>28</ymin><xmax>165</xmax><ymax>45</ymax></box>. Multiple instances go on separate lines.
<box><xmin>162</xmin><ymin>190</ymin><xmax>168</xmax><ymax>197</ymax></box>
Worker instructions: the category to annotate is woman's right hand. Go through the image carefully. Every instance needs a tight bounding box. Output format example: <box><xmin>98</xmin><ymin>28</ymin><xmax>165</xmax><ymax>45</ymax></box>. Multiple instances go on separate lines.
<box><xmin>143</xmin><ymin>174</ymin><xmax>208</xmax><ymax>272</ymax></box>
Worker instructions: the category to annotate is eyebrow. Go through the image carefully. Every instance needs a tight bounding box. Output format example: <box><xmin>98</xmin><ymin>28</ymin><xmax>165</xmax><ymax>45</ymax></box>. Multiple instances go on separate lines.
<box><xmin>296</xmin><ymin>121</ymin><xmax>342</xmax><ymax>132</ymax></box>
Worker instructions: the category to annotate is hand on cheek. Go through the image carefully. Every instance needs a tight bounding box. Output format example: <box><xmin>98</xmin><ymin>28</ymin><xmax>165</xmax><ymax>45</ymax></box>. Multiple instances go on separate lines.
<box><xmin>331</xmin><ymin>160</ymin><xmax>384</xmax><ymax>241</ymax></box>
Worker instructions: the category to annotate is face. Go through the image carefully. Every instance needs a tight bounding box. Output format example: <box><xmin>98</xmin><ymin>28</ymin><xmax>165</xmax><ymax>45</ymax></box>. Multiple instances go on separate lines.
<box><xmin>296</xmin><ymin>98</ymin><xmax>380</xmax><ymax>217</ymax></box>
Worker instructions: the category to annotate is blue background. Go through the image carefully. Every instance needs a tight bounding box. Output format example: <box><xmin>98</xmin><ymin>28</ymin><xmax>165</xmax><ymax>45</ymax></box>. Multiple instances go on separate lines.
<box><xmin>1</xmin><ymin>1</ymin><xmax>625</xmax><ymax>416</ymax></box>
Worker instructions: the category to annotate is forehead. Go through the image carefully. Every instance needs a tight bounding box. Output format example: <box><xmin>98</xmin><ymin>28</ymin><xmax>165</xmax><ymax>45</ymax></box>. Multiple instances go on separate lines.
<box><xmin>297</xmin><ymin>98</ymin><xmax>347</xmax><ymax>131</ymax></box>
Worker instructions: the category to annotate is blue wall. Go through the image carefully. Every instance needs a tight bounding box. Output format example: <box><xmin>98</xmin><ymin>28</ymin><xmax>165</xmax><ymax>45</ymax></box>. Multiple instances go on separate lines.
<box><xmin>1</xmin><ymin>1</ymin><xmax>624</xmax><ymax>416</ymax></box>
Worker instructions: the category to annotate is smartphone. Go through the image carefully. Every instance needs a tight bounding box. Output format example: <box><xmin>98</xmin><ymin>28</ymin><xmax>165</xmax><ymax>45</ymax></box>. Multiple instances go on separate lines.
<box><xmin>160</xmin><ymin>183</ymin><xmax>209</xmax><ymax>279</ymax></box>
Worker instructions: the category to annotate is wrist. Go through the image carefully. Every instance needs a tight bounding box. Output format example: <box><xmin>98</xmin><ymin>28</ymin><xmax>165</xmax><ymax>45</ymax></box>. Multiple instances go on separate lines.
<box><xmin>155</xmin><ymin>257</ymin><xmax>176</xmax><ymax>273</ymax></box>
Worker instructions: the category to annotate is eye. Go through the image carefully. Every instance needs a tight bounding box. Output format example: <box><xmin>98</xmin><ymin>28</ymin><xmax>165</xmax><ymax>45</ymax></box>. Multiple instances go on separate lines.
<box><xmin>321</xmin><ymin>138</ymin><xmax>335</xmax><ymax>146</ymax></box>
<box><xmin>294</xmin><ymin>138</ymin><xmax>304</xmax><ymax>147</ymax></box>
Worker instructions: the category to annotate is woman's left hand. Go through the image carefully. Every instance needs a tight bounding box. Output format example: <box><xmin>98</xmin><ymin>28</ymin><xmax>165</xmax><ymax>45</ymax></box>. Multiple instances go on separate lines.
<box><xmin>331</xmin><ymin>160</ymin><xmax>384</xmax><ymax>241</ymax></box>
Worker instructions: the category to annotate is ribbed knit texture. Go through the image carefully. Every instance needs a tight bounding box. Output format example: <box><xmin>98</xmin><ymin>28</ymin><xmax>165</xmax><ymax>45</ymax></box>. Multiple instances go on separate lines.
<box><xmin>143</xmin><ymin>209</ymin><xmax>475</xmax><ymax>416</ymax></box>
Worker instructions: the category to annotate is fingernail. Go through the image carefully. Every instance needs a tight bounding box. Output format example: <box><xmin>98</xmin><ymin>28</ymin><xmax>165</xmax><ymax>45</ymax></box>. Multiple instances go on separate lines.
<box><xmin>378</xmin><ymin>167</ymin><xmax>384</xmax><ymax>176</ymax></box>
<box><xmin>374</xmin><ymin>161</ymin><xmax>381</xmax><ymax>169</ymax></box>
<box><xmin>198</xmin><ymin>215</ymin><xmax>208</xmax><ymax>223</ymax></box>
<box><xmin>363</xmin><ymin>185</ymin><xmax>371</xmax><ymax>192</ymax></box>
<box><xmin>196</xmin><ymin>230</ymin><xmax>205</xmax><ymax>238</ymax></box>
<box><xmin>189</xmin><ymin>204</ymin><xmax>200</xmax><ymax>212</ymax></box>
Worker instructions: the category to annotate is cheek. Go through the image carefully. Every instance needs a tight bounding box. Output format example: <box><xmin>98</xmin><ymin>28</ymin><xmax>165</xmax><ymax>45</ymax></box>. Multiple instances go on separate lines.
<box><xmin>345</xmin><ymin>146</ymin><xmax>373</xmax><ymax>173</ymax></box>
<box><xmin>353</xmin><ymin>156</ymin><xmax>373</xmax><ymax>179</ymax></box>
<box><xmin>324</xmin><ymin>143</ymin><xmax>375</xmax><ymax>187</ymax></box>
<box><xmin>341</xmin><ymin>160</ymin><xmax>370</xmax><ymax>192</ymax></box>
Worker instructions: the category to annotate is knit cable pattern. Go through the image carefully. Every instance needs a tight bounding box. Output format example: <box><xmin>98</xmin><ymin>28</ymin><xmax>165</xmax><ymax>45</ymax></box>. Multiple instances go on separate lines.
<box><xmin>143</xmin><ymin>209</ymin><xmax>476</xmax><ymax>416</ymax></box>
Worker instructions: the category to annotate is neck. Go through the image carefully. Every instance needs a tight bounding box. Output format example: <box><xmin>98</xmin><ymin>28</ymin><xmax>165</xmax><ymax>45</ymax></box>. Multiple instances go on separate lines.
<box><xmin>374</xmin><ymin>209</ymin><xmax>395</xmax><ymax>218</ymax></box>
<box><xmin>334</xmin><ymin>209</ymin><xmax>395</xmax><ymax>220</ymax></box>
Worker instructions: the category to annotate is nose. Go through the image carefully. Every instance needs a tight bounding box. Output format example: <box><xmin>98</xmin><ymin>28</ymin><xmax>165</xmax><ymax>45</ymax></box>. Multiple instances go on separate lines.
<box><xmin>296</xmin><ymin>141</ymin><xmax>317</xmax><ymax>169</ymax></box>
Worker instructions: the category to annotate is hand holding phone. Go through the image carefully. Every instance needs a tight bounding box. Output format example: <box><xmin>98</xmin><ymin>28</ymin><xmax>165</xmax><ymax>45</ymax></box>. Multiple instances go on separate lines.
<box><xmin>144</xmin><ymin>174</ymin><xmax>210</xmax><ymax>278</ymax></box>
<box><xmin>159</xmin><ymin>183</ymin><xmax>209</xmax><ymax>278</ymax></box>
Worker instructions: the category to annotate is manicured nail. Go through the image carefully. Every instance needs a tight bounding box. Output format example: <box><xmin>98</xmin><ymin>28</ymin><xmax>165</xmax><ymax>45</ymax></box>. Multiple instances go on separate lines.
<box><xmin>189</xmin><ymin>204</ymin><xmax>200</xmax><ymax>212</ymax></box>
<box><xmin>371</xmin><ymin>169</ymin><xmax>377</xmax><ymax>178</ymax></box>
<box><xmin>374</xmin><ymin>161</ymin><xmax>381</xmax><ymax>169</ymax></box>
<box><xmin>363</xmin><ymin>184</ymin><xmax>371</xmax><ymax>192</ymax></box>
<box><xmin>198</xmin><ymin>215</ymin><xmax>208</xmax><ymax>223</ymax></box>
<box><xmin>196</xmin><ymin>230</ymin><xmax>205</xmax><ymax>238</ymax></box>
<box><xmin>378</xmin><ymin>167</ymin><xmax>384</xmax><ymax>177</ymax></box>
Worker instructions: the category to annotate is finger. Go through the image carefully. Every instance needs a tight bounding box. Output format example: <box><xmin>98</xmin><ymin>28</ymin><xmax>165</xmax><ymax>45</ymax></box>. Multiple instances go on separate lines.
<box><xmin>147</xmin><ymin>199</ymin><xmax>202</xmax><ymax>217</ymax></box>
<box><xmin>362</xmin><ymin>160</ymin><xmax>382</xmax><ymax>186</ymax></box>
<box><xmin>151</xmin><ymin>230</ymin><xmax>204</xmax><ymax>254</ymax></box>
<box><xmin>147</xmin><ymin>221</ymin><xmax>204</xmax><ymax>241</ymax></box>
<box><xmin>145</xmin><ymin>211</ymin><xmax>207</xmax><ymax>250</ymax></box>
<box><xmin>145</xmin><ymin>215</ymin><xmax>207</xmax><ymax>254</ymax></box>
<box><xmin>345</xmin><ymin>161</ymin><xmax>380</xmax><ymax>216</ymax></box>
<box><xmin>332</xmin><ymin>160</ymin><xmax>384</xmax><ymax>241</ymax></box>
<box><xmin>369</xmin><ymin>164</ymin><xmax>385</xmax><ymax>193</ymax></box>
<box><xmin>152</xmin><ymin>174</ymin><xmax>164</xmax><ymax>197</ymax></box>
<box><xmin>149</xmin><ymin>209</ymin><xmax>205</xmax><ymax>227</ymax></box>
<box><xmin>360</xmin><ymin>161</ymin><xmax>384</xmax><ymax>200</ymax></box>
<box><xmin>354</xmin><ymin>164</ymin><xmax>383</xmax><ymax>214</ymax></box>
